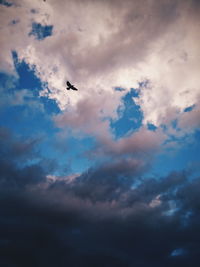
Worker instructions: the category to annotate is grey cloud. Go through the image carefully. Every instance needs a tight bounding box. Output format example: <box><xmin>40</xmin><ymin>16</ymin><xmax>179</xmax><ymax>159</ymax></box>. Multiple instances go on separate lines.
<box><xmin>178</xmin><ymin>105</ymin><xmax>200</xmax><ymax>131</ymax></box>
<box><xmin>0</xmin><ymin>127</ymin><xmax>199</xmax><ymax>266</ymax></box>
<box><xmin>72</xmin><ymin>0</ymin><xmax>180</xmax><ymax>74</ymax></box>
<box><xmin>55</xmin><ymin>91</ymin><xmax>165</xmax><ymax>159</ymax></box>
<box><xmin>0</xmin><ymin>127</ymin><xmax>48</xmax><ymax>188</ymax></box>
<box><xmin>0</xmin><ymin>127</ymin><xmax>39</xmax><ymax>161</ymax></box>
<box><xmin>57</xmin><ymin>158</ymin><xmax>146</xmax><ymax>203</ymax></box>
<box><xmin>0</xmin><ymin>163</ymin><xmax>200</xmax><ymax>266</ymax></box>
<box><xmin>98</xmin><ymin>127</ymin><xmax>165</xmax><ymax>157</ymax></box>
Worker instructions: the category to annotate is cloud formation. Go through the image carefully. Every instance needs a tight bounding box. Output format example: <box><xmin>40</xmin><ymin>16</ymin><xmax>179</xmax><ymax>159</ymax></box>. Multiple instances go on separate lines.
<box><xmin>1</xmin><ymin>0</ymin><xmax>200</xmax><ymax>132</ymax></box>
<box><xmin>1</xmin><ymin>1</ymin><xmax>200</xmax><ymax>266</ymax></box>
<box><xmin>0</xmin><ymin>130</ymin><xmax>200</xmax><ymax>266</ymax></box>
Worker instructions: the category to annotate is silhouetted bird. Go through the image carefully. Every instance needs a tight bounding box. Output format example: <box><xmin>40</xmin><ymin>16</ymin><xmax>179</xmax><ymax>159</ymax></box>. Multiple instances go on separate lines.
<box><xmin>66</xmin><ymin>81</ymin><xmax>78</xmax><ymax>91</ymax></box>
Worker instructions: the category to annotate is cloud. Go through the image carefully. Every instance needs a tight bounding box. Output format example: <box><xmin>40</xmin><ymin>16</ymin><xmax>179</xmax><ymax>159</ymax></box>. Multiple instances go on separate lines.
<box><xmin>0</xmin><ymin>127</ymin><xmax>39</xmax><ymax>160</ymax></box>
<box><xmin>54</xmin><ymin>89</ymin><xmax>121</xmax><ymax>138</ymax></box>
<box><xmin>0</xmin><ymin>125</ymin><xmax>199</xmax><ymax>266</ymax></box>
<box><xmin>133</xmin><ymin>0</ymin><xmax>200</xmax><ymax>127</ymax></box>
<box><xmin>0</xmin><ymin>147</ymin><xmax>200</xmax><ymax>266</ymax></box>
<box><xmin>97</xmin><ymin>127</ymin><xmax>166</xmax><ymax>157</ymax></box>
<box><xmin>178</xmin><ymin>104</ymin><xmax>200</xmax><ymax>131</ymax></box>
<box><xmin>1</xmin><ymin>1</ymin><xmax>200</xmax><ymax>265</ymax></box>
<box><xmin>55</xmin><ymin>157</ymin><xmax>146</xmax><ymax>203</ymax></box>
<box><xmin>0</xmin><ymin>127</ymin><xmax>48</xmax><ymax>188</ymax></box>
<box><xmin>1</xmin><ymin>0</ymin><xmax>199</xmax><ymax>131</ymax></box>
<box><xmin>55</xmin><ymin>90</ymin><xmax>166</xmax><ymax>160</ymax></box>
<box><xmin>0</xmin><ymin>0</ymin><xmax>199</xmax><ymax>162</ymax></box>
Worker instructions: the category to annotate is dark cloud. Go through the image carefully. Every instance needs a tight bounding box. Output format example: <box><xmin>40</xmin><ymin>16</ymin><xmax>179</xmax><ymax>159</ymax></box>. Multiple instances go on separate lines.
<box><xmin>0</xmin><ymin>127</ymin><xmax>39</xmax><ymax>160</ymax></box>
<box><xmin>0</xmin><ymin>127</ymin><xmax>47</xmax><ymax>188</ymax></box>
<box><xmin>50</xmin><ymin>158</ymin><xmax>146</xmax><ymax>202</ymax></box>
<box><xmin>0</xmin><ymin>129</ymin><xmax>200</xmax><ymax>267</ymax></box>
<box><xmin>0</xmin><ymin>173</ymin><xmax>200</xmax><ymax>267</ymax></box>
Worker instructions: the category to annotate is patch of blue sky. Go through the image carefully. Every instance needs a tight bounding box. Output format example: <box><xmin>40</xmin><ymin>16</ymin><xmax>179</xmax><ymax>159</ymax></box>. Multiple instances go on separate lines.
<box><xmin>0</xmin><ymin>0</ymin><xmax>13</xmax><ymax>7</ymax></box>
<box><xmin>39</xmin><ymin>96</ymin><xmax>60</xmax><ymax>114</ymax></box>
<box><xmin>37</xmin><ymin>140</ymin><xmax>70</xmax><ymax>176</ymax></box>
<box><xmin>0</xmin><ymin>64</ymin><xmax>59</xmax><ymax>138</ymax></box>
<box><xmin>149</xmin><ymin>129</ymin><xmax>200</xmax><ymax>177</ymax></box>
<box><xmin>184</xmin><ymin>104</ymin><xmax>195</xmax><ymax>112</ymax></box>
<box><xmin>0</xmin><ymin>102</ymin><xmax>58</xmax><ymax>139</ymax></box>
<box><xmin>29</xmin><ymin>23</ymin><xmax>53</xmax><ymax>40</ymax></box>
<box><xmin>70</xmin><ymin>157</ymin><xmax>92</xmax><ymax>175</ymax></box>
<box><xmin>39</xmin><ymin>135</ymin><xmax>94</xmax><ymax>176</ymax></box>
<box><xmin>111</xmin><ymin>88</ymin><xmax>143</xmax><ymax>139</ymax></box>
<box><xmin>12</xmin><ymin>51</ymin><xmax>43</xmax><ymax>95</ymax></box>
<box><xmin>147</xmin><ymin>123</ymin><xmax>157</xmax><ymax>131</ymax></box>
<box><xmin>114</xmin><ymin>87</ymin><xmax>126</xmax><ymax>92</ymax></box>
<box><xmin>11</xmin><ymin>52</ymin><xmax>59</xmax><ymax>113</ymax></box>
<box><xmin>63</xmin><ymin>136</ymin><xmax>95</xmax><ymax>174</ymax></box>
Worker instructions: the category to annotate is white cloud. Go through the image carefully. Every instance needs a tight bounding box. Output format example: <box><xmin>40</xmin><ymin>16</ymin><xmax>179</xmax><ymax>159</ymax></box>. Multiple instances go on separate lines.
<box><xmin>1</xmin><ymin>0</ymin><xmax>200</xmax><ymax>136</ymax></box>
<box><xmin>149</xmin><ymin>194</ymin><xmax>162</xmax><ymax>208</ymax></box>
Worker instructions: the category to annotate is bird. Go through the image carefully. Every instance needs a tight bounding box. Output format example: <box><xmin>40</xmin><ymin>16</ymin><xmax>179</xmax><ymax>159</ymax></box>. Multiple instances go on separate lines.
<box><xmin>66</xmin><ymin>81</ymin><xmax>78</xmax><ymax>91</ymax></box>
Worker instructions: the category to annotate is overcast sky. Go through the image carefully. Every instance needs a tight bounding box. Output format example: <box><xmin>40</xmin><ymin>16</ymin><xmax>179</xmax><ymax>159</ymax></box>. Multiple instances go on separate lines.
<box><xmin>0</xmin><ymin>0</ymin><xmax>200</xmax><ymax>266</ymax></box>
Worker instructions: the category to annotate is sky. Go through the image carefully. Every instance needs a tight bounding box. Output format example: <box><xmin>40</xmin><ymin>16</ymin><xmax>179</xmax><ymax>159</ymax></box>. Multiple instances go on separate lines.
<box><xmin>0</xmin><ymin>0</ymin><xmax>200</xmax><ymax>266</ymax></box>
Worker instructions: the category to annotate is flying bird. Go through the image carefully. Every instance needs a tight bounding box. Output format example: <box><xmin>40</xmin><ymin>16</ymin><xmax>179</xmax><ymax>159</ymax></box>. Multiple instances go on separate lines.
<box><xmin>66</xmin><ymin>81</ymin><xmax>78</xmax><ymax>91</ymax></box>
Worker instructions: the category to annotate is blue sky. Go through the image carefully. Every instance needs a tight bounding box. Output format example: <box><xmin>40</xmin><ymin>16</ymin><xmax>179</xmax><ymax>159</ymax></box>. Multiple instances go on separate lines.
<box><xmin>0</xmin><ymin>0</ymin><xmax>200</xmax><ymax>266</ymax></box>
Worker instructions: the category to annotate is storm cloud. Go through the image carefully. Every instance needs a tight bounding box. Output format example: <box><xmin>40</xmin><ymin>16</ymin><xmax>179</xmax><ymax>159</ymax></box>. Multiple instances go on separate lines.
<box><xmin>0</xmin><ymin>128</ymin><xmax>200</xmax><ymax>266</ymax></box>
